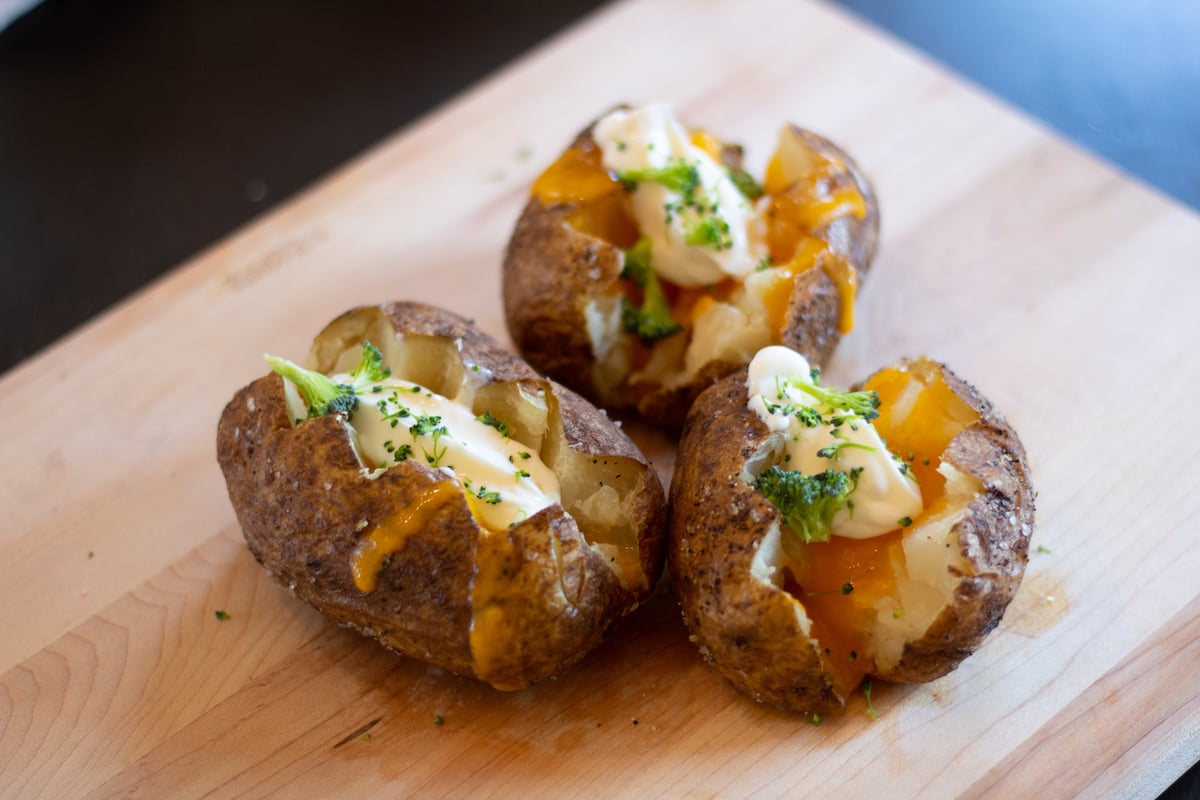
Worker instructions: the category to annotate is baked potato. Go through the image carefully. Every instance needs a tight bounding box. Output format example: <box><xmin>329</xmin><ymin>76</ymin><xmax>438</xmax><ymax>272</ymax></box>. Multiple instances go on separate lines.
<box><xmin>668</xmin><ymin>346</ymin><xmax>1034</xmax><ymax>713</ymax></box>
<box><xmin>216</xmin><ymin>302</ymin><xmax>667</xmax><ymax>690</ymax></box>
<box><xmin>503</xmin><ymin>102</ymin><xmax>879</xmax><ymax>429</ymax></box>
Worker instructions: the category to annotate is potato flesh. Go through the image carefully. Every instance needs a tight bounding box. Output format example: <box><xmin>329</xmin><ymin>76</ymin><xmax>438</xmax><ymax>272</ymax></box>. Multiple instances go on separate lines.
<box><xmin>533</xmin><ymin>128</ymin><xmax>864</xmax><ymax>399</ymax></box>
<box><xmin>306</xmin><ymin>306</ymin><xmax>648</xmax><ymax>593</ymax></box>
<box><xmin>751</xmin><ymin>362</ymin><xmax>981</xmax><ymax>693</ymax></box>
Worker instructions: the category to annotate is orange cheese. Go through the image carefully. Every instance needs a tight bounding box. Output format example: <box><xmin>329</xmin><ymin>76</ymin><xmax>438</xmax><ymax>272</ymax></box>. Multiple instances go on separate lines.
<box><xmin>531</xmin><ymin>143</ymin><xmax>620</xmax><ymax>205</ymax></box>
<box><xmin>786</xmin><ymin>366</ymin><xmax>982</xmax><ymax>694</ymax></box>
<box><xmin>351</xmin><ymin>482</ymin><xmax>459</xmax><ymax>593</ymax></box>
<box><xmin>469</xmin><ymin>526</ymin><xmax>523</xmax><ymax>690</ymax></box>
<box><xmin>761</xmin><ymin>237</ymin><xmax>825</xmax><ymax>338</ymax></box>
<box><xmin>689</xmin><ymin>129</ymin><xmax>725</xmax><ymax>162</ymax></box>
<box><xmin>791</xmin><ymin>529</ymin><xmax>903</xmax><ymax>697</ymax></box>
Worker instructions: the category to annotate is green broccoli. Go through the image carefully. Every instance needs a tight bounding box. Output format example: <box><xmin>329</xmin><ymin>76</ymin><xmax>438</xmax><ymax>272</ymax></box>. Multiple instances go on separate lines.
<box><xmin>752</xmin><ymin>465</ymin><xmax>862</xmax><ymax>543</ymax></box>
<box><xmin>617</xmin><ymin>160</ymin><xmax>701</xmax><ymax>205</ymax></box>
<box><xmin>683</xmin><ymin>215</ymin><xmax>733</xmax><ymax>250</ymax></box>
<box><xmin>264</xmin><ymin>340</ymin><xmax>390</xmax><ymax>419</ymax></box>
<box><xmin>788</xmin><ymin>378</ymin><xmax>880</xmax><ymax>422</ymax></box>
<box><xmin>620</xmin><ymin>237</ymin><xmax>683</xmax><ymax>344</ymax></box>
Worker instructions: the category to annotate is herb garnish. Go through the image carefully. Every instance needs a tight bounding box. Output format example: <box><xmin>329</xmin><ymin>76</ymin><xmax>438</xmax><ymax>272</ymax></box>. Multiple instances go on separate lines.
<box><xmin>862</xmin><ymin>680</ymin><xmax>879</xmax><ymax>721</ymax></box>
<box><xmin>475</xmin><ymin>411</ymin><xmax>511</xmax><ymax>437</ymax></box>
<box><xmin>409</xmin><ymin>414</ymin><xmax>449</xmax><ymax>467</ymax></box>
<box><xmin>475</xmin><ymin>487</ymin><xmax>502</xmax><ymax>505</ymax></box>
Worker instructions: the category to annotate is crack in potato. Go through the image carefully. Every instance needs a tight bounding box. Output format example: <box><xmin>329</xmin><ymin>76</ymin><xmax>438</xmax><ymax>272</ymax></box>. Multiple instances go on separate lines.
<box><xmin>744</xmin><ymin>359</ymin><xmax>984</xmax><ymax>696</ymax></box>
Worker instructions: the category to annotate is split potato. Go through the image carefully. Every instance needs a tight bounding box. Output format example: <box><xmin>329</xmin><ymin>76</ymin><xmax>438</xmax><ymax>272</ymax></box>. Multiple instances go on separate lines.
<box><xmin>503</xmin><ymin>103</ymin><xmax>879</xmax><ymax>429</ymax></box>
<box><xmin>216</xmin><ymin>301</ymin><xmax>667</xmax><ymax>690</ymax></box>
<box><xmin>668</xmin><ymin>350</ymin><xmax>1034</xmax><ymax>713</ymax></box>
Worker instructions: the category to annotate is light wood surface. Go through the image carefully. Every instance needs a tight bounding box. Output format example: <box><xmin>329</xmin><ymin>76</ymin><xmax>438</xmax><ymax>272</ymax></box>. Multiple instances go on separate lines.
<box><xmin>3</xmin><ymin>0</ymin><xmax>1199</xmax><ymax>796</ymax></box>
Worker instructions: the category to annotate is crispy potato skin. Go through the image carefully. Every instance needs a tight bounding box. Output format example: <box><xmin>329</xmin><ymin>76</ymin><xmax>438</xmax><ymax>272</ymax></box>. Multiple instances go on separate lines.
<box><xmin>874</xmin><ymin>360</ymin><xmax>1035</xmax><ymax>682</ymax></box>
<box><xmin>216</xmin><ymin>302</ymin><xmax>666</xmax><ymax>689</ymax></box>
<box><xmin>503</xmin><ymin>123</ymin><xmax>879</xmax><ymax>430</ymax></box>
<box><xmin>668</xmin><ymin>359</ymin><xmax>1034</xmax><ymax>712</ymax></box>
<box><xmin>503</xmin><ymin>192</ymin><xmax>621</xmax><ymax>405</ymax></box>
<box><xmin>669</xmin><ymin>376</ymin><xmax>841</xmax><ymax>712</ymax></box>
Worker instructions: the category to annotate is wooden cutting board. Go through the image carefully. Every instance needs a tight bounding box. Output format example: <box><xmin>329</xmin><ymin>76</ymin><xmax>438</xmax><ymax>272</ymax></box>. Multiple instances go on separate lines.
<box><xmin>3</xmin><ymin>0</ymin><xmax>1199</xmax><ymax>796</ymax></box>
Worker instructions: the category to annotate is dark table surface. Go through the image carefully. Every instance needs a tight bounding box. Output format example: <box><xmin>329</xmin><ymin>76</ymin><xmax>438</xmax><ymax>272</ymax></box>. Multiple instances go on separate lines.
<box><xmin>2</xmin><ymin>1</ymin><xmax>1197</xmax><ymax>796</ymax></box>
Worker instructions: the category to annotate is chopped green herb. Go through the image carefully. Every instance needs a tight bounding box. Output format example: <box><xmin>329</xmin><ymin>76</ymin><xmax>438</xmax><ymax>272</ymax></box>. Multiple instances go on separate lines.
<box><xmin>514</xmin><ymin>469</ymin><xmax>531</xmax><ymax>480</ymax></box>
<box><xmin>476</xmin><ymin>487</ymin><xmax>502</xmax><ymax>505</ymax></box>
<box><xmin>816</xmin><ymin>440</ymin><xmax>877</xmax><ymax>460</ymax></box>
<box><xmin>1037</xmin><ymin>544</ymin><xmax>1053</xmax><ymax>554</ymax></box>
<box><xmin>755</xmin><ymin>255</ymin><xmax>773</xmax><ymax>272</ymax></box>
<box><xmin>840</xmin><ymin>582</ymin><xmax>854</xmax><ymax>595</ymax></box>
<box><xmin>898</xmin><ymin>516</ymin><xmax>913</xmax><ymax>528</ymax></box>
<box><xmin>811</xmin><ymin>713</ymin><xmax>822</xmax><ymax>726</ymax></box>
<box><xmin>384</xmin><ymin>441</ymin><xmax>413</xmax><ymax>462</ymax></box>
<box><xmin>475</xmin><ymin>410</ymin><xmax>511</xmax><ymax>437</ymax></box>
<box><xmin>214</xmin><ymin>610</ymin><xmax>231</xmax><ymax>621</ymax></box>
<box><xmin>434</xmin><ymin>715</ymin><xmax>444</xmax><ymax>726</ymax></box>
<box><xmin>518</xmin><ymin>451</ymin><xmax>531</xmax><ymax>460</ymax></box>
<box><xmin>862</xmin><ymin>680</ymin><xmax>879</xmax><ymax>721</ymax></box>
<box><xmin>409</xmin><ymin>414</ymin><xmax>450</xmax><ymax>467</ymax></box>
<box><xmin>892</xmin><ymin>608</ymin><xmax>905</xmax><ymax>619</ymax></box>
<box><xmin>361</xmin><ymin>732</ymin><xmax>373</xmax><ymax>742</ymax></box>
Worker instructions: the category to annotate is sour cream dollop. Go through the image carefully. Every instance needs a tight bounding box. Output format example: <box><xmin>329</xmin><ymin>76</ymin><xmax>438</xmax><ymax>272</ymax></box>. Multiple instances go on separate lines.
<box><xmin>592</xmin><ymin>103</ymin><xmax>767</xmax><ymax>287</ymax></box>
<box><xmin>745</xmin><ymin>346</ymin><xmax>922</xmax><ymax>539</ymax></box>
<box><xmin>334</xmin><ymin>376</ymin><xmax>561</xmax><ymax>532</ymax></box>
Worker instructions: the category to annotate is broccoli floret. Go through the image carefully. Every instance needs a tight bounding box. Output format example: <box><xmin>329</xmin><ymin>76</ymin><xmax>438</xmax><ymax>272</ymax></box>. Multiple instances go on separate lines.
<box><xmin>618</xmin><ymin>160</ymin><xmax>701</xmax><ymax>205</ymax></box>
<box><xmin>264</xmin><ymin>340</ymin><xmax>391</xmax><ymax>419</ymax></box>
<box><xmin>788</xmin><ymin>378</ymin><xmax>880</xmax><ymax>422</ymax></box>
<box><xmin>350</xmin><ymin>341</ymin><xmax>391</xmax><ymax>384</ymax></box>
<box><xmin>683</xmin><ymin>215</ymin><xmax>733</xmax><ymax>250</ymax></box>
<box><xmin>752</xmin><ymin>465</ymin><xmax>862</xmax><ymax>543</ymax></box>
<box><xmin>620</xmin><ymin>237</ymin><xmax>683</xmax><ymax>344</ymax></box>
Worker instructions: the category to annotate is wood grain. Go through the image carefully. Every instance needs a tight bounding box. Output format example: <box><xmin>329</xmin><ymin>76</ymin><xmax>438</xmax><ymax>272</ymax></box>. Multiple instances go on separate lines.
<box><xmin>2</xmin><ymin>0</ymin><xmax>1199</xmax><ymax>796</ymax></box>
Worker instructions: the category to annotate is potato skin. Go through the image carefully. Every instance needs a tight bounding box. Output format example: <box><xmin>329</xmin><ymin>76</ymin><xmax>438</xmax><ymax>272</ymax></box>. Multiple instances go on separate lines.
<box><xmin>668</xmin><ymin>358</ymin><xmax>1034</xmax><ymax>712</ymax></box>
<box><xmin>873</xmin><ymin>361</ymin><xmax>1035</xmax><ymax>683</ymax></box>
<box><xmin>669</xmin><ymin>376</ymin><xmax>841</xmax><ymax>712</ymax></box>
<box><xmin>216</xmin><ymin>302</ymin><xmax>666</xmax><ymax>690</ymax></box>
<box><xmin>503</xmin><ymin>122</ymin><xmax>879</xmax><ymax>430</ymax></box>
<box><xmin>503</xmin><ymin>172</ymin><xmax>622</xmax><ymax>407</ymax></box>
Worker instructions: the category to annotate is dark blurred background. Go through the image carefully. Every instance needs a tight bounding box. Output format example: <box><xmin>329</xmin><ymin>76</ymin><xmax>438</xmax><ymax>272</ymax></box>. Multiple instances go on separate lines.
<box><xmin>1</xmin><ymin>0</ymin><xmax>1198</xmax><ymax>377</ymax></box>
<box><xmin>0</xmin><ymin>0</ymin><xmax>1197</xmax><ymax>796</ymax></box>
